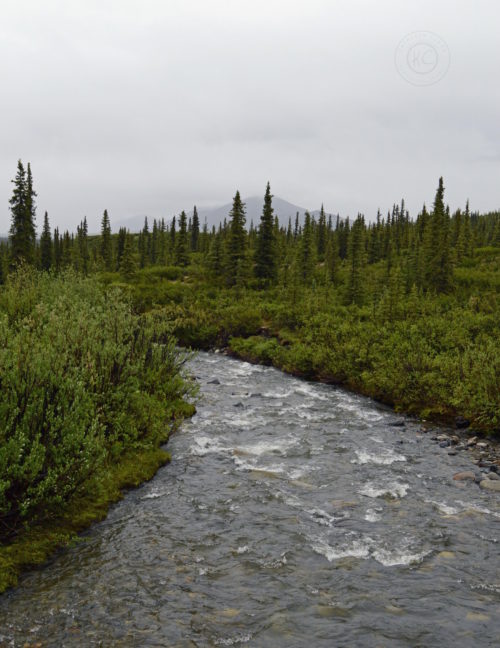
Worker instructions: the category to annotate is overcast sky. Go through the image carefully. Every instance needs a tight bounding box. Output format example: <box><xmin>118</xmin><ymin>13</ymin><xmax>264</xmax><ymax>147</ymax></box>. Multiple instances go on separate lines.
<box><xmin>1</xmin><ymin>0</ymin><xmax>499</xmax><ymax>232</ymax></box>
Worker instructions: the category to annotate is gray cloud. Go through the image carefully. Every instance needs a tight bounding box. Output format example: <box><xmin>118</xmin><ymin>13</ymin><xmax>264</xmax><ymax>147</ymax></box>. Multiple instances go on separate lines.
<box><xmin>0</xmin><ymin>0</ymin><xmax>499</xmax><ymax>233</ymax></box>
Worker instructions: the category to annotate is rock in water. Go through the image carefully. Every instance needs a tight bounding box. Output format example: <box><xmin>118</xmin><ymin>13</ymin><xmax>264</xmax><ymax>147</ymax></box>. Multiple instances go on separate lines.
<box><xmin>452</xmin><ymin>471</ymin><xmax>476</xmax><ymax>481</ymax></box>
<box><xmin>208</xmin><ymin>378</ymin><xmax>221</xmax><ymax>385</ymax></box>
<box><xmin>479</xmin><ymin>480</ymin><xmax>500</xmax><ymax>492</ymax></box>
<box><xmin>389</xmin><ymin>418</ymin><xmax>406</xmax><ymax>427</ymax></box>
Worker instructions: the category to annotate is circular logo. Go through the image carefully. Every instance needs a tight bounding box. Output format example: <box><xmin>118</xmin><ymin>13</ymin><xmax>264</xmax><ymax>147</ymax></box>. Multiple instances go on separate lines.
<box><xmin>395</xmin><ymin>31</ymin><xmax>450</xmax><ymax>86</ymax></box>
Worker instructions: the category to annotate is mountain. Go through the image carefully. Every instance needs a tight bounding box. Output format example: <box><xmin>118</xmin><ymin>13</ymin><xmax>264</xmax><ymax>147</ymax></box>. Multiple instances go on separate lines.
<box><xmin>112</xmin><ymin>196</ymin><xmax>334</xmax><ymax>233</ymax></box>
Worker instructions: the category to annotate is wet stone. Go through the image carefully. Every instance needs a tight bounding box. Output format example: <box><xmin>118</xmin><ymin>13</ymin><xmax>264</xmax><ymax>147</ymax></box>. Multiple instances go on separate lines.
<box><xmin>452</xmin><ymin>471</ymin><xmax>476</xmax><ymax>482</ymax></box>
<box><xmin>479</xmin><ymin>480</ymin><xmax>500</xmax><ymax>492</ymax></box>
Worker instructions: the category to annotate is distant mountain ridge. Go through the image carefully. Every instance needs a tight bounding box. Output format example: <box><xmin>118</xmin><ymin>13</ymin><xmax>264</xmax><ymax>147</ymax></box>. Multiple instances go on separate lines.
<box><xmin>113</xmin><ymin>196</ymin><xmax>336</xmax><ymax>232</ymax></box>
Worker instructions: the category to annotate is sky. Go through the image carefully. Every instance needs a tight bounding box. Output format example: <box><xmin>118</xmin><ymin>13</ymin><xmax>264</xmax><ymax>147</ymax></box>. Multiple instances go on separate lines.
<box><xmin>0</xmin><ymin>0</ymin><xmax>499</xmax><ymax>233</ymax></box>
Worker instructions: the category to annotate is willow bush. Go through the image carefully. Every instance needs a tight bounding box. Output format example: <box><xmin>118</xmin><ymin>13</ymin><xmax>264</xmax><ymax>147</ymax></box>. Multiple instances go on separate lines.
<box><xmin>0</xmin><ymin>268</ymin><xmax>194</xmax><ymax>540</ymax></box>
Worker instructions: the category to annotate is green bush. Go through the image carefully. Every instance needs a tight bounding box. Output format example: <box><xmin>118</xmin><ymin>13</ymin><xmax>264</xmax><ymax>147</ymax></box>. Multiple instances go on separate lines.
<box><xmin>0</xmin><ymin>269</ymin><xmax>195</xmax><ymax>539</ymax></box>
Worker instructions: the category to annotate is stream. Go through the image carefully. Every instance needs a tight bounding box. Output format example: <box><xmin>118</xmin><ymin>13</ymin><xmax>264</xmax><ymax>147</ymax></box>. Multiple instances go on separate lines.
<box><xmin>0</xmin><ymin>352</ymin><xmax>499</xmax><ymax>646</ymax></box>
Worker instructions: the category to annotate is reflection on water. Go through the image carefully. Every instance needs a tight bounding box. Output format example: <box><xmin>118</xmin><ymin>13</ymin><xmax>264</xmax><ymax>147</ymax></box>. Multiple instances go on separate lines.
<box><xmin>0</xmin><ymin>352</ymin><xmax>499</xmax><ymax>647</ymax></box>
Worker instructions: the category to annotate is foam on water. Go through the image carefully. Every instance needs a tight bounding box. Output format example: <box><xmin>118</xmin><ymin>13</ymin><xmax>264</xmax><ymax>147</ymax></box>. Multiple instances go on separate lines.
<box><xmin>360</xmin><ymin>481</ymin><xmax>410</xmax><ymax>499</ymax></box>
<box><xmin>215</xmin><ymin>633</ymin><xmax>253</xmax><ymax>646</ymax></box>
<box><xmin>352</xmin><ymin>448</ymin><xmax>406</xmax><ymax>465</ymax></box>
<box><xmin>307</xmin><ymin>508</ymin><xmax>336</xmax><ymax>527</ymax></box>
<box><xmin>365</xmin><ymin>508</ymin><xmax>382</xmax><ymax>522</ymax></box>
<box><xmin>312</xmin><ymin>537</ymin><xmax>373</xmax><ymax>561</ymax></box>
<box><xmin>189</xmin><ymin>435</ymin><xmax>227</xmax><ymax>457</ymax></box>
<box><xmin>425</xmin><ymin>499</ymin><xmax>460</xmax><ymax>515</ymax></box>
<box><xmin>372</xmin><ymin>547</ymin><xmax>430</xmax><ymax>567</ymax></box>
<box><xmin>455</xmin><ymin>500</ymin><xmax>500</xmax><ymax>519</ymax></box>
<box><xmin>236</xmin><ymin>437</ymin><xmax>296</xmax><ymax>457</ymax></box>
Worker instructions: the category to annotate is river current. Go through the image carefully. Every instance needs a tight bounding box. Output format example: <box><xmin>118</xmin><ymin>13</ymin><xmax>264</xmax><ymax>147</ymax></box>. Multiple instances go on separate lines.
<box><xmin>0</xmin><ymin>352</ymin><xmax>499</xmax><ymax>647</ymax></box>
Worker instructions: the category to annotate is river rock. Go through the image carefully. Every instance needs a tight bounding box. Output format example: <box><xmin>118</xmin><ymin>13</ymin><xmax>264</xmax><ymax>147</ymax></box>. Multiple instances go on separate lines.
<box><xmin>479</xmin><ymin>480</ymin><xmax>500</xmax><ymax>492</ymax></box>
<box><xmin>467</xmin><ymin>436</ymin><xmax>478</xmax><ymax>446</ymax></box>
<box><xmin>389</xmin><ymin>418</ymin><xmax>406</xmax><ymax>427</ymax></box>
<box><xmin>208</xmin><ymin>378</ymin><xmax>221</xmax><ymax>385</ymax></box>
<box><xmin>452</xmin><ymin>471</ymin><xmax>476</xmax><ymax>481</ymax></box>
<box><xmin>476</xmin><ymin>441</ymin><xmax>489</xmax><ymax>450</ymax></box>
<box><xmin>485</xmin><ymin>472</ymin><xmax>500</xmax><ymax>481</ymax></box>
<box><xmin>439</xmin><ymin>440</ymin><xmax>451</xmax><ymax>448</ymax></box>
<box><xmin>455</xmin><ymin>416</ymin><xmax>470</xmax><ymax>429</ymax></box>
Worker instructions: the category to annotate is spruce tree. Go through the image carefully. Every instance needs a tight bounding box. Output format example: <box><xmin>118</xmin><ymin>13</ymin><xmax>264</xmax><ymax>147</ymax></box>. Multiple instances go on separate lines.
<box><xmin>254</xmin><ymin>182</ymin><xmax>277</xmax><ymax>283</ymax></box>
<box><xmin>191</xmin><ymin>206</ymin><xmax>200</xmax><ymax>251</ymax></box>
<box><xmin>298</xmin><ymin>211</ymin><xmax>314</xmax><ymax>282</ymax></box>
<box><xmin>225</xmin><ymin>191</ymin><xmax>247</xmax><ymax>285</ymax></box>
<box><xmin>317</xmin><ymin>205</ymin><xmax>327</xmax><ymax>259</ymax></box>
<box><xmin>40</xmin><ymin>211</ymin><xmax>52</xmax><ymax>271</ymax></box>
<box><xmin>175</xmin><ymin>211</ymin><xmax>189</xmax><ymax>266</ymax></box>
<box><xmin>53</xmin><ymin>227</ymin><xmax>62</xmax><ymax>271</ymax></box>
<box><xmin>346</xmin><ymin>215</ymin><xmax>366</xmax><ymax>305</ymax></box>
<box><xmin>423</xmin><ymin>177</ymin><xmax>453</xmax><ymax>293</ymax></box>
<box><xmin>76</xmin><ymin>217</ymin><xmax>90</xmax><ymax>274</ymax></box>
<box><xmin>9</xmin><ymin>160</ymin><xmax>37</xmax><ymax>266</ymax></box>
<box><xmin>120</xmin><ymin>232</ymin><xmax>137</xmax><ymax>279</ymax></box>
<box><xmin>100</xmin><ymin>209</ymin><xmax>112</xmax><ymax>270</ymax></box>
<box><xmin>140</xmin><ymin>218</ymin><xmax>149</xmax><ymax>268</ymax></box>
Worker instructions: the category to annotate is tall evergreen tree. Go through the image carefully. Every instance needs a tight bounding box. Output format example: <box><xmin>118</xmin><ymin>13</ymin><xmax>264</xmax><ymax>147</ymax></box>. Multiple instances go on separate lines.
<box><xmin>120</xmin><ymin>232</ymin><xmax>137</xmax><ymax>279</ymax></box>
<box><xmin>225</xmin><ymin>191</ymin><xmax>247</xmax><ymax>285</ymax></box>
<box><xmin>53</xmin><ymin>227</ymin><xmax>62</xmax><ymax>271</ymax></box>
<box><xmin>317</xmin><ymin>205</ymin><xmax>327</xmax><ymax>259</ymax></box>
<box><xmin>9</xmin><ymin>160</ymin><xmax>37</xmax><ymax>266</ymax></box>
<box><xmin>76</xmin><ymin>217</ymin><xmax>90</xmax><ymax>274</ymax></box>
<box><xmin>175</xmin><ymin>211</ymin><xmax>189</xmax><ymax>266</ymax></box>
<box><xmin>100</xmin><ymin>209</ymin><xmax>112</xmax><ymax>270</ymax></box>
<box><xmin>191</xmin><ymin>206</ymin><xmax>200</xmax><ymax>252</ymax></box>
<box><xmin>298</xmin><ymin>211</ymin><xmax>314</xmax><ymax>282</ymax></box>
<box><xmin>254</xmin><ymin>182</ymin><xmax>277</xmax><ymax>283</ymax></box>
<box><xmin>40</xmin><ymin>211</ymin><xmax>52</xmax><ymax>271</ymax></box>
<box><xmin>346</xmin><ymin>215</ymin><xmax>366</xmax><ymax>305</ymax></box>
<box><xmin>423</xmin><ymin>177</ymin><xmax>453</xmax><ymax>293</ymax></box>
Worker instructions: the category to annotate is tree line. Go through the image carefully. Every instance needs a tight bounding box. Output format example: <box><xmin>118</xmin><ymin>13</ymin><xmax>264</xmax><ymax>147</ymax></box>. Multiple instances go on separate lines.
<box><xmin>3</xmin><ymin>160</ymin><xmax>499</xmax><ymax>305</ymax></box>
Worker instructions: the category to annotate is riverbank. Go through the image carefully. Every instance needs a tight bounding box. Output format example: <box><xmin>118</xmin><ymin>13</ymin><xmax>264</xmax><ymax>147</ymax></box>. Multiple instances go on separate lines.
<box><xmin>0</xmin><ymin>270</ymin><xmax>197</xmax><ymax>594</ymax></box>
<box><xmin>218</xmin><ymin>343</ymin><xmax>500</xmax><ymax>469</ymax></box>
<box><xmin>0</xmin><ymin>400</ymin><xmax>195</xmax><ymax>594</ymax></box>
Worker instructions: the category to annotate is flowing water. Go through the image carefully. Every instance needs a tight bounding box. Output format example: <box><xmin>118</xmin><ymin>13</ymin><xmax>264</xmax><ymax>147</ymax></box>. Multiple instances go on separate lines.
<box><xmin>1</xmin><ymin>352</ymin><xmax>499</xmax><ymax>647</ymax></box>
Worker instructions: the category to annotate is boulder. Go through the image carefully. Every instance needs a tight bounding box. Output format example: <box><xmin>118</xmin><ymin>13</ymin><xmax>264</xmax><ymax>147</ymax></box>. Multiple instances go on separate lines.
<box><xmin>480</xmin><ymin>479</ymin><xmax>500</xmax><ymax>492</ymax></box>
<box><xmin>389</xmin><ymin>418</ymin><xmax>406</xmax><ymax>427</ymax></box>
